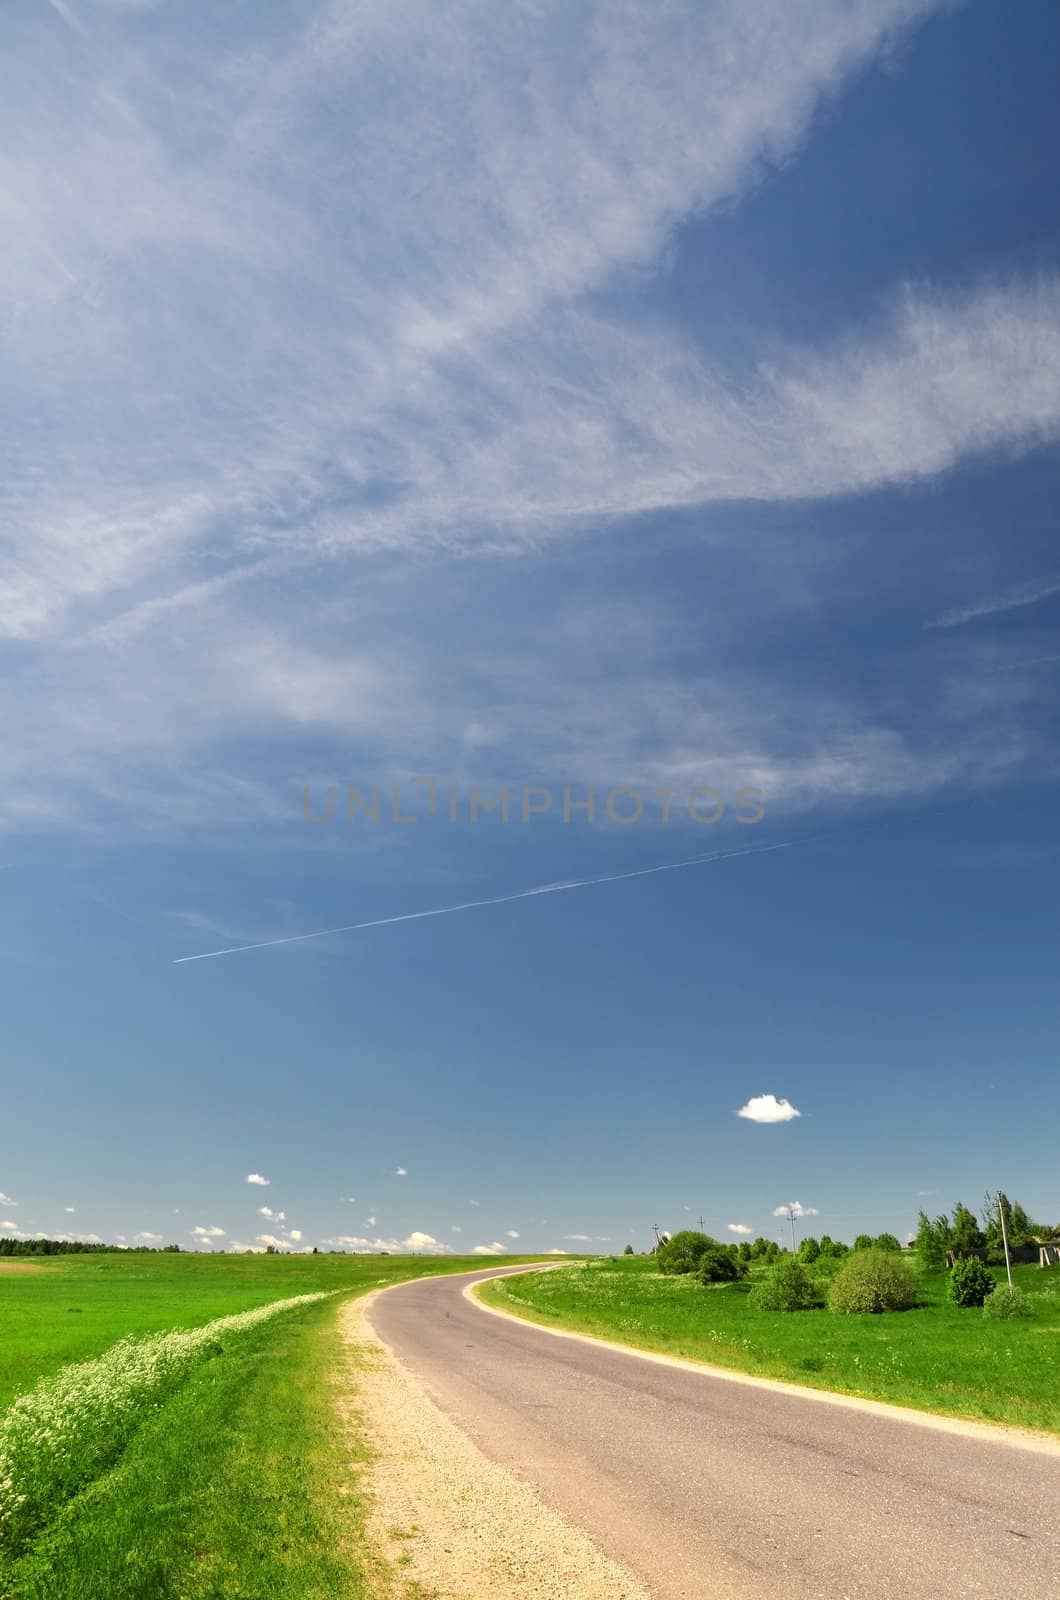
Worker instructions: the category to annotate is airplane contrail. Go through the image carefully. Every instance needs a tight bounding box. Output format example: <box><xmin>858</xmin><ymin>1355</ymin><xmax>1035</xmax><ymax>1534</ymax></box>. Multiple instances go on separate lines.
<box><xmin>173</xmin><ymin>837</ymin><xmax>801</xmax><ymax>964</ymax></box>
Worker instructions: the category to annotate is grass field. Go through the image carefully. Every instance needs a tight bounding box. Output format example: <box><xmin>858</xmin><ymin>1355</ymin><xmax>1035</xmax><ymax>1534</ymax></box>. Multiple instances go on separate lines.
<box><xmin>479</xmin><ymin>1255</ymin><xmax>1060</xmax><ymax>1435</ymax></box>
<box><xmin>0</xmin><ymin>1251</ymin><xmax>538</xmax><ymax>1599</ymax></box>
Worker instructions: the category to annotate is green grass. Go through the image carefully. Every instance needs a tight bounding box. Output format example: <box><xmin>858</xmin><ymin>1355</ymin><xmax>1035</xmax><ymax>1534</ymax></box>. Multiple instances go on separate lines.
<box><xmin>479</xmin><ymin>1256</ymin><xmax>1060</xmax><ymax>1435</ymax></box>
<box><xmin>0</xmin><ymin>1252</ymin><xmax>540</xmax><ymax>1599</ymax></box>
<box><xmin>0</xmin><ymin>1251</ymin><xmax>506</xmax><ymax>1409</ymax></box>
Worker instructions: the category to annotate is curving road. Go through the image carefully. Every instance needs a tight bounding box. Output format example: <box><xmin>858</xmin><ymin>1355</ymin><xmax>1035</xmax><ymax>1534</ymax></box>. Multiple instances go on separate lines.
<box><xmin>367</xmin><ymin>1266</ymin><xmax>1060</xmax><ymax>1600</ymax></box>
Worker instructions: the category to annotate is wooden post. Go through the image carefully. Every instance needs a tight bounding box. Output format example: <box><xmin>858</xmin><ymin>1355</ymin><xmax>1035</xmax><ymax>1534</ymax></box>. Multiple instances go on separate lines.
<box><xmin>997</xmin><ymin>1192</ymin><xmax>1013</xmax><ymax>1288</ymax></box>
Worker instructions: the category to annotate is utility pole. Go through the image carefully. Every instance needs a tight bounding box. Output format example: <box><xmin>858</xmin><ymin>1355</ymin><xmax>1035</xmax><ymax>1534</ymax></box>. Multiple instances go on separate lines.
<box><xmin>997</xmin><ymin>1191</ymin><xmax>1013</xmax><ymax>1288</ymax></box>
<box><xmin>698</xmin><ymin>1215</ymin><xmax>704</xmax><ymax>1234</ymax></box>
<box><xmin>652</xmin><ymin>1223</ymin><xmax>660</xmax><ymax>1255</ymax></box>
<box><xmin>784</xmin><ymin>1204</ymin><xmax>798</xmax><ymax>1253</ymax></box>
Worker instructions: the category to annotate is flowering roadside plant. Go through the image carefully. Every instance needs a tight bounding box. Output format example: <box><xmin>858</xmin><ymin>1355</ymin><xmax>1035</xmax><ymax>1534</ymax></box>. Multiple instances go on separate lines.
<box><xmin>0</xmin><ymin>1291</ymin><xmax>332</xmax><ymax>1551</ymax></box>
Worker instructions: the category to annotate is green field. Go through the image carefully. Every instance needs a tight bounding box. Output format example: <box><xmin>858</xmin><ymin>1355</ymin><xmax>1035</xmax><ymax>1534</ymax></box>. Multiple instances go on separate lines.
<box><xmin>479</xmin><ymin>1256</ymin><xmax>1060</xmax><ymax>1435</ymax></box>
<box><xmin>0</xmin><ymin>1252</ymin><xmax>538</xmax><ymax>1599</ymax></box>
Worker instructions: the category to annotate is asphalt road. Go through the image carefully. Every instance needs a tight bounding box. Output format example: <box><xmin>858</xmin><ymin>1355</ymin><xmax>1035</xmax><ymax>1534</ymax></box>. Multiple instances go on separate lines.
<box><xmin>367</xmin><ymin>1266</ymin><xmax>1060</xmax><ymax>1600</ymax></box>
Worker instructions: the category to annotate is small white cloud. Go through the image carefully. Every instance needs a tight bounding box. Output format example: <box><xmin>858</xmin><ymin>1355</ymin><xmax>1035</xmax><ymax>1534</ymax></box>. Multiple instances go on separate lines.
<box><xmin>727</xmin><ymin>1222</ymin><xmax>754</xmax><ymax>1235</ymax></box>
<box><xmin>364</xmin><ymin>1215</ymin><xmax>376</xmax><ymax>1227</ymax></box>
<box><xmin>256</xmin><ymin>1233</ymin><xmax>290</xmax><ymax>1249</ymax></box>
<box><xmin>546</xmin><ymin>1248</ymin><xmax>568</xmax><ymax>1256</ymax></box>
<box><xmin>737</xmin><ymin>1094</ymin><xmax>802</xmax><ymax>1124</ymax></box>
<box><xmin>1</xmin><ymin>1219</ymin><xmax>19</xmax><ymax>1232</ymax></box>
<box><xmin>563</xmin><ymin>1234</ymin><xmax>592</xmax><ymax>1242</ymax></box>
<box><xmin>772</xmin><ymin>1201</ymin><xmax>819</xmax><ymax>1219</ymax></box>
<box><xmin>506</xmin><ymin>1230</ymin><xmax>520</xmax><ymax>1239</ymax></box>
<box><xmin>191</xmin><ymin>1224</ymin><xmax>226</xmax><ymax>1238</ymax></box>
<box><xmin>0</xmin><ymin>1193</ymin><xmax>17</xmax><ymax>1206</ymax></box>
<box><xmin>257</xmin><ymin>1206</ymin><xmax>286</xmax><ymax>1221</ymax></box>
<box><xmin>394</xmin><ymin>1167</ymin><xmax>408</xmax><ymax>1177</ymax></box>
<box><xmin>343</xmin><ymin>1196</ymin><xmax>356</xmax><ymax>1203</ymax></box>
<box><xmin>228</xmin><ymin>1241</ymin><xmax>267</xmax><ymax>1253</ymax></box>
<box><xmin>468</xmin><ymin>1199</ymin><xmax>480</xmax><ymax>1207</ymax></box>
<box><xmin>471</xmin><ymin>1242</ymin><xmax>507</xmax><ymax>1256</ymax></box>
<box><xmin>450</xmin><ymin>1225</ymin><xmax>462</xmax><ymax>1233</ymax></box>
<box><xmin>134</xmin><ymin>1231</ymin><xmax>162</xmax><ymax>1243</ymax></box>
<box><xmin>287</xmin><ymin>1229</ymin><xmax>303</xmax><ymax>1242</ymax></box>
<box><xmin>403</xmin><ymin>1231</ymin><xmax>448</xmax><ymax>1252</ymax></box>
<box><xmin>245</xmin><ymin>1173</ymin><xmax>271</xmax><ymax>1187</ymax></box>
<box><xmin>64</xmin><ymin>1206</ymin><xmax>76</xmax><ymax>1214</ymax></box>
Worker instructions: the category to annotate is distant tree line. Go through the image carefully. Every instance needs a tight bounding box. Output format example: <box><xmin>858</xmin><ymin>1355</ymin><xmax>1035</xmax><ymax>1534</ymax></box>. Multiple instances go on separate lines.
<box><xmin>0</xmin><ymin>1238</ymin><xmax>183</xmax><ymax>1256</ymax></box>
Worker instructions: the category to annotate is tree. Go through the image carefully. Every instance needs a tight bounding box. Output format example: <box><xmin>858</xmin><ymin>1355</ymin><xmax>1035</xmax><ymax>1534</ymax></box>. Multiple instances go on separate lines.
<box><xmin>914</xmin><ymin>1210</ymin><xmax>949</xmax><ymax>1272</ymax></box>
<box><xmin>853</xmin><ymin>1234</ymin><xmax>874</xmax><ymax>1252</ymax></box>
<box><xmin>697</xmin><ymin>1243</ymin><xmax>747</xmax><ymax>1284</ymax></box>
<box><xmin>982</xmin><ymin>1193</ymin><xmax>1039</xmax><ymax>1253</ymax></box>
<box><xmin>623</xmin><ymin>1242</ymin><xmax>635</xmax><ymax>1256</ymax></box>
<box><xmin>797</xmin><ymin>1236</ymin><xmax>821</xmax><ymax>1263</ymax></box>
<box><xmin>949</xmin><ymin>1256</ymin><xmax>995</xmax><ymax>1308</ymax></box>
<box><xmin>737</xmin><ymin>1240</ymin><xmax>753</xmax><ymax>1264</ymax></box>
<box><xmin>949</xmin><ymin>1201</ymin><xmax>985</xmax><ymax>1254</ymax></box>
<box><xmin>872</xmin><ymin>1233</ymin><xmax>902</xmax><ymax>1254</ymax></box>
<box><xmin>656</xmin><ymin>1230</ymin><xmax>714</xmax><ymax>1275</ymax></box>
<box><xmin>828</xmin><ymin>1250</ymin><xmax>918</xmax><ymax>1314</ymax></box>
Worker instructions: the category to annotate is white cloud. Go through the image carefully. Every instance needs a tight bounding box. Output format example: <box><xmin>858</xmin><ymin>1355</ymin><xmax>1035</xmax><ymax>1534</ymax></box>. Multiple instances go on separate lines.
<box><xmin>134</xmin><ymin>1231</ymin><xmax>162</xmax><ymax>1243</ymax></box>
<box><xmin>287</xmin><ymin>1229</ymin><xmax>303</xmax><ymax>1242</ymax></box>
<box><xmin>191</xmin><ymin>1224</ymin><xmax>226</xmax><ymax>1238</ymax></box>
<box><xmin>256</xmin><ymin>1234</ymin><xmax>290</xmax><ymax>1250</ymax></box>
<box><xmin>394</xmin><ymin>1167</ymin><xmax>408</xmax><ymax>1177</ymax></box>
<box><xmin>64</xmin><ymin>1206</ymin><xmax>76</xmax><ymax>1214</ymax></box>
<box><xmin>468</xmin><ymin>1200</ymin><xmax>480</xmax><ymax>1207</ymax></box>
<box><xmin>343</xmin><ymin>1196</ymin><xmax>356</xmax><ymax>1203</ymax></box>
<box><xmin>506</xmin><ymin>1230</ymin><xmax>520</xmax><ymax>1239</ymax></box>
<box><xmin>737</xmin><ymin>1094</ymin><xmax>802</xmax><ymax>1124</ymax></box>
<box><xmin>0</xmin><ymin>1193</ymin><xmax>17</xmax><ymax>1206</ymax></box>
<box><xmin>1</xmin><ymin>1220</ymin><xmax>18</xmax><ymax>1232</ymax></box>
<box><xmin>364</xmin><ymin>1215</ymin><xmax>376</xmax><ymax>1227</ymax></box>
<box><xmin>245</xmin><ymin>1173</ymin><xmax>270</xmax><ymax>1187</ymax></box>
<box><xmin>772</xmin><ymin>1202</ymin><xmax>819</xmax><ymax>1219</ymax></box>
<box><xmin>564</xmin><ymin>1234</ymin><xmax>592</xmax><ymax>1242</ymax></box>
<box><xmin>10</xmin><ymin>0</ymin><xmax>1028</xmax><ymax>834</ymax></box>
<box><xmin>257</xmin><ymin>1206</ymin><xmax>286</xmax><ymax>1221</ymax></box>
<box><xmin>727</xmin><ymin>1223</ymin><xmax>754</xmax><ymax>1235</ymax></box>
<box><xmin>546</xmin><ymin>1248</ymin><xmax>569</xmax><ymax>1256</ymax></box>
<box><xmin>227</xmin><ymin>1240</ymin><xmax>267</xmax><ymax>1253</ymax></box>
<box><xmin>471</xmin><ymin>1242</ymin><xmax>508</xmax><ymax>1256</ymax></box>
<box><xmin>450</xmin><ymin>1225</ymin><xmax>462</xmax><ymax>1233</ymax></box>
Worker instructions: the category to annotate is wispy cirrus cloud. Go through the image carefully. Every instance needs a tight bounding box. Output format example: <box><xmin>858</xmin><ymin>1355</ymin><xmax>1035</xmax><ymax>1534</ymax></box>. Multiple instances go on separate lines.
<box><xmin>21</xmin><ymin>0</ymin><xmax>1060</xmax><ymax>834</ymax></box>
<box><xmin>927</xmin><ymin>575</ymin><xmax>1060</xmax><ymax>630</ymax></box>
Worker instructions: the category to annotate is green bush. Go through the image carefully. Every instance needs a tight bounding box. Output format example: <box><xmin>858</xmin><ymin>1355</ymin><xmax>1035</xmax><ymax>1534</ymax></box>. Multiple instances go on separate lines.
<box><xmin>656</xmin><ymin>1231</ymin><xmax>713</xmax><ymax>1275</ymax></box>
<box><xmin>750</xmin><ymin>1258</ymin><xmax>819</xmax><ymax>1311</ymax></box>
<box><xmin>949</xmin><ymin>1257</ymin><xmax>995</xmax><ymax>1308</ymax></box>
<box><xmin>872</xmin><ymin>1233</ymin><xmax>903</xmax><ymax>1253</ymax></box>
<box><xmin>623</xmin><ymin>1243</ymin><xmax>634</xmax><ymax>1256</ymax></box>
<box><xmin>828</xmin><ymin>1249</ymin><xmax>918</xmax><ymax>1314</ymax></box>
<box><xmin>982</xmin><ymin>1284</ymin><xmax>1031</xmax><ymax>1321</ymax></box>
<box><xmin>797</xmin><ymin>1237</ymin><xmax>821</xmax><ymax>1263</ymax></box>
<box><xmin>852</xmin><ymin>1234</ymin><xmax>874</xmax><ymax>1251</ymax></box>
<box><xmin>697</xmin><ymin>1244</ymin><xmax>747</xmax><ymax>1284</ymax></box>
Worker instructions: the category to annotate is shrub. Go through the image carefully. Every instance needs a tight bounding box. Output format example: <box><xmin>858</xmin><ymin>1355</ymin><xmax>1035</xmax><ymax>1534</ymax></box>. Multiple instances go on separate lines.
<box><xmin>656</xmin><ymin>1230</ymin><xmax>714</xmax><ymax>1275</ymax></box>
<box><xmin>982</xmin><ymin>1284</ymin><xmax>1031</xmax><ymax>1321</ymax></box>
<box><xmin>852</xmin><ymin>1234</ymin><xmax>874</xmax><ymax>1251</ymax></box>
<box><xmin>623</xmin><ymin>1243</ymin><xmax>634</xmax><ymax>1256</ymax></box>
<box><xmin>750</xmin><ymin>1258</ymin><xmax>819</xmax><ymax>1311</ymax></box>
<box><xmin>797</xmin><ymin>1237</ymin><xmax>821</xmax><ymax>1263</ymax></box>
<box><xmin>697</xmin><ymin>1244</ymin><xmax>747</xmax><ymax>1284</ymax></box>
<box><xmin>872</xmin><ymin>1233</ymin><xmax>902</xmax><ymax>1254</ymax></box>
<box><xmin>828</xmin><ymin>1249</ymin><xmax>918</xmax><ymax>1314</ymax></box>
<box><xmin>949</xmin><ymin>1256</ymin><xmax>995</xmax><ymax>1308</ymax></box>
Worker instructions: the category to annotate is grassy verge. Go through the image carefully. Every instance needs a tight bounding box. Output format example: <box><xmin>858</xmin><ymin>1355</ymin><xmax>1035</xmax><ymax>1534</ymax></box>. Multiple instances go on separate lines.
<box><xmin>4</xmin><ymin>1295</ymin><xmax>383</xmax><ymax>1600</ymax></box>
<box><xmin>0</xmin><ymin>1256</ymin><xmax>543</xmax><ymax>1598</ymax></box>
<box><xmin>478</xmin><ymin>1257</ymin><xmax>1060</xmax><ymax>1435</ymax></box>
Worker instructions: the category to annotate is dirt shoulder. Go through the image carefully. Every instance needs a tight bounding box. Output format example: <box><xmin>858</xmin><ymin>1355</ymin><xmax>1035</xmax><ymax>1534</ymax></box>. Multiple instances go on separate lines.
<box><xmin>339</xmin><ymin>1290</ymin><xmax>652</xmax><ymax>1600</ymax></box>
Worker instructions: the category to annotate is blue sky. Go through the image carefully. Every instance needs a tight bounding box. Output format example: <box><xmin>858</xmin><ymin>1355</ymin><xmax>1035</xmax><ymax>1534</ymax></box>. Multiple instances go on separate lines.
<box><xmin>2</xmin><ymin>0</ymin><xmax>1059</xmax><ymax>1256</ymax></box>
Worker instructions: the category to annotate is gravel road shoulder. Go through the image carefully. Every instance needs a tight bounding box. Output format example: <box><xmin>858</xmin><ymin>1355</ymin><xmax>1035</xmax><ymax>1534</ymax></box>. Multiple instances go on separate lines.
<box><xmin>339</xmin><ymin>1288</ymin><xmax>652</xmax><ymax>1600</ymax></box>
